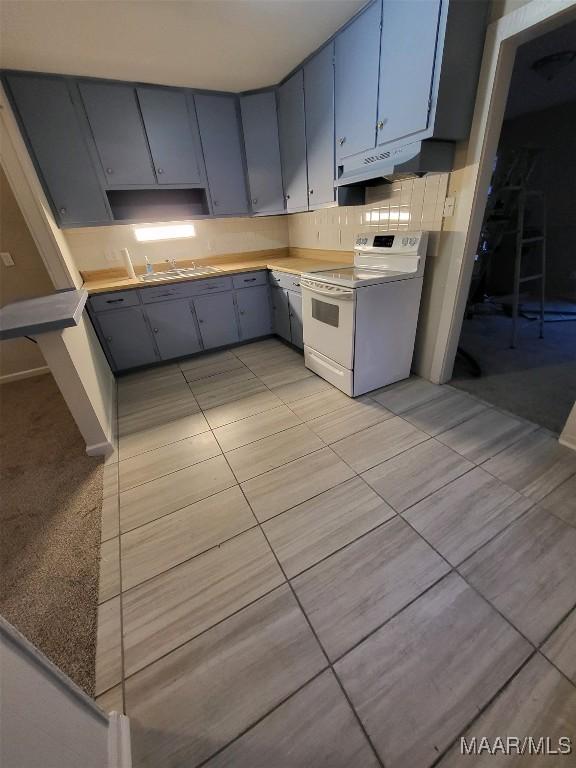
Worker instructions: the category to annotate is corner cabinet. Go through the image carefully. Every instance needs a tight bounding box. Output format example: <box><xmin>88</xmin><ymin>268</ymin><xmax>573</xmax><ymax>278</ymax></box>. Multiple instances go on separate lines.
<box><xmin>236</xmin><ymin>285</ymin><xmax>272</xmax><ymax>339</ymax></box>
<box><xmin>240</xmin><ymin>91</ymin><xmax>285</xmax><ymax>215</ymax></box>
<box><xmin>96</xmin><ymin>308</ymin><xmax>158</xmax><ymax>370</ymax></box>
<box><xmin>269</xmin><ymin>271</ymin><xmax>303</xmax><ymax>349</ymax></box>
<box><xmin>277</xmin><ymin>70</ymin><xmax>309</xmax><ymax>213</ymax></box>
<box><xmin>5</xmin><ymin>74</ymin><xmax>110</xmax><ymax>227</ymax></box>
<box><xmin>195</xmin><ymin>94</ymin><xmax>250</xmax><ymax>216</ymax></box>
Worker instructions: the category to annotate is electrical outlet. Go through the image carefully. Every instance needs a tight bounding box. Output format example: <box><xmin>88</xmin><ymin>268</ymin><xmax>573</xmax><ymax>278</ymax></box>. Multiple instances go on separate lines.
<box><xmin>443</xmin><ymin>197</ymin><xmax>456</xmax><ymax>218</ymax></box>
<box><xmin>0</xmin><ymin>251</ymin><xmax>15</xmax><ymax>266</ymax></box>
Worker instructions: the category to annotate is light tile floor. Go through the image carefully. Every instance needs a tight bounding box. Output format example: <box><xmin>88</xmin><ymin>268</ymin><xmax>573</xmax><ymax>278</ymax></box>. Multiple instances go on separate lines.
<box><xmin>95</xmin><ymin>338</ymin><xmax>576</xmax><ymax>768</ymax></box>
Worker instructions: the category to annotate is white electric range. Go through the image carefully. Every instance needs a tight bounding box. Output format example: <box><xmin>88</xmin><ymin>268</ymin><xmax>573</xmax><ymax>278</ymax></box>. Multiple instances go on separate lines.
<box><xmin>301</xmin><ymin>232</ymin><xmax>428</xmax><ymax>396</ymax></box>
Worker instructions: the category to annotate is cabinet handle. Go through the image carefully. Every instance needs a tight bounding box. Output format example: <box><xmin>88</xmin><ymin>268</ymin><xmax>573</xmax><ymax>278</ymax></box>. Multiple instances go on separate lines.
<box><xmin>377</xmin><ymin>120</ymin><xmax>385</xmax><ymax>130</ymax></box>
<box><xmin>338</xmin><ymin>137</ymin><xmax>346</xmax><ymax>146</ymax></box>
<box><xmin>244</xmin><ymin>277</ymin><xmax>257</xmax><ymax>283</ymax></box>
<box><xmin>239</xmin><ymin>310</ymin><xmax>245</xmax><ymax>316</ymax></box>
<box><xmin>106</xmin><ymin>298</ymin><xmax>125</xmax><ymax>304</ymax></box>
<box><xmin>198</xmin><ymin>319</ymin><xmax>205</xmax><ymax>324</ymax></box>
<box><xmin>106</xmin><ymin>168</ymin><xmax>113</xmax><ymax>174</ymax></box>
<box><xmin>213</xmin><ymin>200</ymin><xmax>219</xmax><ymax>206</ymax></box>
<box><xmin>157</xmin><ymin>168</ymin><xmax>164</xmax><ymax>174</ymax></box>
<box><xmin>285</xmin><ymin>194</ymin><xmax>290</xmax><ymax>200</ymax></box>
<box><xmin>106</xmin><ymin>336</ymin><xmax>113</xmax><ymax>342</ymax></box>
<box><xmin>252</xmin><ymin>198</ymin><xmax>258</xmax><ymax>205</ymax></box>
<box><xmin>309</xmin><ymin>189</ymin><xmax>314</xmax><ymax>195</ymax></box>
<box><xmin>59</xmin><ymin>207</ymin><xmax>67</xmax><ymax>215</ymax></box>
<box><xmin>153</xmin><ymin>328</ymin><xmax>159</xmax><ymax>333</ymax></box>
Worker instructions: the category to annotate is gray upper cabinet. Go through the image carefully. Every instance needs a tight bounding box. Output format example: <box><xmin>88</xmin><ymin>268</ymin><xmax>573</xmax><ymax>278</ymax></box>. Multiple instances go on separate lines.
<box><xmin>97</xmin><ymin>307</ymin><xmax>158</xmax><ymax>370</ymax></box>
<box><xmin>137</xmin><ymin>88</ymin><xmax>204</xmax><ymax>185</ymax></box>
<box><xmin>145</xmin><ymin>299</ymin><xmax>202</xmax><ymax>360</ymax></box>
<box><xmin>195</xmin><ymin>93</ymin><xmax>249</xmax><ymax>216</ymax></box>
<box><xmin>334</xmin><ymin>1</ymin><xmax>382</xmax><ymax>162</ymax></box>
<box><xmin>79</xmin><ymin>82</ymin><xmax>156</xmax><ymax>186</ymax></box>
<box><xmin>304</xmin><ymin>44</ymin><xmax>335</xmax><ymax>208</ymax></box>
<box><xmin>376</xmin><ymin>0</ymin><xmax>441</xmax><ymax>147</ymax></box>
<box><xmin>193</xmin><ymin>291</ymin><xmax>240</xmax><ymax>349</ymax></box>
<box><xmin>6</xmin><ymin>75</ymin><xmax>109</xmax><ymax>227</ymax></box>
<box><xmin>236</xmin><ymin>285</ymin><xmax>272</xmax><ymax>339</ymax></box>
<box><xmin>240</xmin><ymin>91</ymin><xmax>284</xmax><ymax>215</ymax></box>
<box><xmin>277</xmin><ymin>70</ymin><xmax>308</xmax><ymax>213</ymax></box>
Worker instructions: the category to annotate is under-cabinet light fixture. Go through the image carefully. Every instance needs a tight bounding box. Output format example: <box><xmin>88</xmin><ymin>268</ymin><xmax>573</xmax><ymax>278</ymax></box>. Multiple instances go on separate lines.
<box><xmin>133</xmin><ymin>224</ymin><xmax>196</xmax><ymax>242</ymax></box>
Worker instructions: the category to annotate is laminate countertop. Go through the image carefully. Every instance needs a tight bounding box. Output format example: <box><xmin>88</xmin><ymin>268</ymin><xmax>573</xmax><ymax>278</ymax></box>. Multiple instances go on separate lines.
<box><xmin>83</xmin><ymin>255</ymin><xmax>351</xmax><ymax>295</ymax></box>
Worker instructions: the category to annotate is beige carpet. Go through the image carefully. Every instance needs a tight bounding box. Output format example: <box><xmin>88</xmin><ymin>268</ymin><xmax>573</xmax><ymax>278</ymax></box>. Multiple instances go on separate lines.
<box><xmin>0</xmin><ymin>373</ymin><xmax>103</xmax><ymax>695</ymax></box>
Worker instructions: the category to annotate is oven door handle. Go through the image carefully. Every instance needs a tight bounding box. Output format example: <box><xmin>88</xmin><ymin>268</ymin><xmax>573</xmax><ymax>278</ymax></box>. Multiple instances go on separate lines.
<box><xmin>302</xmin><ymin>285</ymin><xmax>355</xmax><ymax>300</ymax></box>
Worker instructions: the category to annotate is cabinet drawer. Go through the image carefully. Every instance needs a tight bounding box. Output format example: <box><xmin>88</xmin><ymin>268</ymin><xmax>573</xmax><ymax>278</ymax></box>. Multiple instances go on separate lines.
<box><xmin>268</xmin><ymin>270</ymin><xmax>302</xmax><ymax>293</ymax></box>
<box><xmin>188</xmin><ymin>276</ymin><xmax>234</xmax><ymax>296</ymax></box>
<box><xmin>90</xmin><ymin>290</ymin><xmax>140</xmax><ymax>312</ymax></box>
<box><xmin>232</xmin><ymin>271</ymin><xmax>268</xmax><ymax>289</ymax></box>
<box><xmin>139</xmin><ymin>282</ymin><xmax>198</xmax><ymax>304</ymax></box>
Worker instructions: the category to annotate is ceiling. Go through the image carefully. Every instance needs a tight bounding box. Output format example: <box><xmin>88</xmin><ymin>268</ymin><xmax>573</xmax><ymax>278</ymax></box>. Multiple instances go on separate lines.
<box><xmin>0</xmin><ymin>0</ymin><xmax>366</xmax><ymax>92</ymax></box>
<box><xmin>505</xmin><ymin>17</ymin><xmax>576</xmax><ymax>119</ymax></box>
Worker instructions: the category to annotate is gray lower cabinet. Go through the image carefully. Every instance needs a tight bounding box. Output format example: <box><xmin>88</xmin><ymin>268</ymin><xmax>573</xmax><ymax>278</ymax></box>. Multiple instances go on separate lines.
<box><xmin>195</xmin><ymin>93</ymin><xmax>250</xmax><ymax>216</ymax></box>
<box><xmin>145</xmin><ymin>300</ymin><xmax>202</xmax><ymax>360</ymax></box>
<box><xmin>5</xmin><ymin>74</ymin><xmax>109</xmax><ymax>227</ymax></box>
<box><xmin>194</xmin><ymin>292</ymin><xmax>240</xmax><ymax>349</ymax></box>
<box><xmin>97</xmin><ymin>308</ymin><xmax>158</xmax><ymax>370</ymax></box>
<box><xmin>270</xmin><ymin>286</ymin><xmax>291</xmax><ymax>342</ymax></box>
<box><xmin>288</xmin><ymin>290</ymin><xmax>304</xmax><ymax>349</ymax></box>
<box><xmin>236</xmin><ymin>286</ymin><xmax>271</xmax><ymax>340</ymax></box>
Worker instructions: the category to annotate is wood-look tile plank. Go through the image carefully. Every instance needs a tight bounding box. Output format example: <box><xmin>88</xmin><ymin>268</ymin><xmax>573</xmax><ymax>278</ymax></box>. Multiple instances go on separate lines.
<box><xmin>213</xmin><ymin>405</ymin><xmax>302</xmax><ymax>452</ymax></box>
<box><xmin>331</xmin><ymin>416</ymin><xmax>429</xmax><ymax>473</ymax></box>
<box><xmin>180</xmin><ymin>351</ymin><xmax>246</xmax><ymax>381</ymax></box>
<box><xmin>256</xmin><ymin>362</ymin><xmax>314</xmax><ymax>389</ymax></box>
<box><xmin>362</xmin><ymin>439</ymin><xmax>473</xmax><ymax>513</ymax></box>
<box><xmin>225</xmin><ymin>424</ymin><xmax>324</xmax><ymax>482</ymax></box>
<box><xmin>122</xmin><ymin>527</ymin><xmax>285</xmax><ymax>675</ymax></box>
<box><xmin>289</xmin><ymin>388</ymin><xmax>354</xmax><ymax>421</ymax></box>
<box><xmin>336</xmin><ymin>573</ymin><xmax>531</xmax><ymax>768</ymax></box>
<box><xmin>482</xmin><ymin>429</ymin><xmax>576</xmax><ymax>501</ymax></box>
<box><xmin>233</xmin><ymin>338</ymin><xmax>289</xmax><ymax>361</ymax></box>
<box><xmin>241</xmin><ymin>447</ymin><xmax>356</xmax><ymax>522</ymax></box>
<box><xmin>436</xmin><ymin>408</ymin><xmax>536</xmax><ymax>464</ymax></box>
<box><xmin>292</xmin><ymin>516</ymin><xmax>450</xmax><ymax>660</ymax></box>
<box><xmin>118</xmin><ymin>412</ymin><xmax>210</xmax><ymax>460</ymax></box>
<box><xmin>205</xmin><ymin>670</ymin><xmax>379</xmax><ymax>768</ymax></box>
<box><xmin>437</xmin><ymin>655</ymin><xmax>576</xmax><ymax>767</ymax></box>
<box><xmin>125</xmin><ymin>586</ymin><xmax>326</xmax><ymax>768</ymax></box>
<box><xmin>263</xmin><ymin>477</ymin><xmax>395</xmax><ymax>578</ymax></box>
<box><xmin>119</xmin><ymin>455</ymin><xmax>236</xmax><ymax>533</ymax></box>
<box><xmin>96</xmin><ymin>684</ymin><xmax>124</xmax><ymax>715</ymax></box>
<box><xmin>101</xmin><ymin>464</ymin><xmax>119</xmax><ymax>542</ymax></box>
<box><xmin>194</xmin><ymin>377</ymin><xmax>268</xmax><ymax>411</ymax></box>
<box><xmin>118</xmin><ymin>397</ymin><xmax>201</xmax><ymax>437</ymax></box>
<box><xmin>370</xmin><ymin>376</ymin><xmax>445</xmax><ymax>414</ymax></box>
<box><xmin>187</xmin><ymin>366</ymin><xmax>256</xmax><ymax>397</ymax></box>
<box><xmin>404</xmin><ymin>467</ymin><xmax>533</xmax><ymax>565</ymax></box>
<box><xmin>402</xmin><ymin>389</ymin><xmax>487</xmax><ymax>436</ymax></box>
<box><xmin>460</xmin><ymin>507</ymin><xmax>576</xmax><ymax>644</ymax></box>
<box><xmin>203</xmin><ymin>390</ymin><xmax>283</xmax><ymax>429</ymax></box>
<box><xmin>118</xmin><ymin>380</ymin><xmax>195</xmax><ymax>418</ymax></box>
<box><xmin>99</xmin><ymin>537</ymin><xmax>120</xmax><ymax>603</ymax></box>
<box><xmin>271</xmin><ymin>375</ymin><xmax>335</xmax><ymax>403</ymax></box>
<box><xmin>306</xmin><ymin>397</ymin><xmax>393</xmax><ymax>443</ymax></box>
<box><xmin>119</xmin><ymin>431</ymin><xmax>221</xmax><ymax>491</ymax></box>
<box><xmin>121</xmin><ymin>486</ymin><xmax>256</xmax><ymax>590</ymax></box>
<box><xmin>95</xmin><ymin>597</ymin><xmax>122</xmax><ymax>696</ymax></box>
<box><xmin>242</xmin><ymin>349</ymin><xmax>303</xmax><ymax>377</ymax></box>
<box><xmin>539</xmin><ymin>474</ymin><xmax>576</xmax><ymax>527</ymax></box>
<box><xmin>542</xmin><ymin>609</ymin><xmax>576</xmax><ymax>684</ymax></box>
<box><xmin>118</xmin><ymin>365</ymin><xmax>183</xmax><ymax>394</ymax></box>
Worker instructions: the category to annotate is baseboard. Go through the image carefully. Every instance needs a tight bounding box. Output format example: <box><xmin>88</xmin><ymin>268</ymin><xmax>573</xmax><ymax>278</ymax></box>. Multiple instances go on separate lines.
<box><xmin>559</xmin><ymin>434</ymin><xmax>576</xmax><ymax>453</ymax></box>
<box><xmin>0</xmin><ymin>365</ymin><xmax>50</xmax><ymax>383</ymax></box>
<box><xmin>86</xmin><ymin>439</ymin><xmax>115</xmax><ymax>457</ymax></box>
<box><xmin>108</xmin><ymin>712</ymin><xmax>132</xmax><ymax>768</ymax></box>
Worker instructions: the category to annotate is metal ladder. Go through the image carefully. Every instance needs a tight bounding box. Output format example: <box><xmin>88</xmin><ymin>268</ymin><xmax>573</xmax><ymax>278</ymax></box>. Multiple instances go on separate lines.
<box><xmin>480</xmin><ymin>148</ymin><xmax>547</xmax><ymax>348</ymax></box>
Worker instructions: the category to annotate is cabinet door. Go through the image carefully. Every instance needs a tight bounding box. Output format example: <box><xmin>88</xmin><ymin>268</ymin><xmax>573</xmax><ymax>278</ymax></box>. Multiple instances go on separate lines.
<box><xmin>6</xmin><ymin>75</ymin><xmax>109</xmax><ymax>226</ymax></box>
<box><xmin>193</xmin><ymin>292</ymin><xmax>240</xmax><ymax>349</ymax></box>
<box><xmin>137</xmin><ymin>88</ymin><xmax>204</xmax><ymax>185</ymax></box>
<box><xmin>240</xmin><ymin>91</ymin><xmax>285</xmax><ymax>214</ymax></box>
<box><xmin>377</xmin><ymin>0</ymin><xmax>441</xmax><ymax>146</ymax></box>
<box><xmin>97</xmin><ymin>308</ymin><xmax>157</xmax><ymax>370</ymax></box>
<box><xmin>304</xmin><ymin>44</ymin><xmax>335</xmax><ymax>208</ymax></box>
<box><xmin>236</xmin><ymin>286</ymin><xmax>272</xmax><ymax>340</ymax></box>
<box><xmin>195</xmin><ymin>94</ymin><xmax>249</xmax><ymax>216</ymax></box>
<box><xmin>277</xmin><ymin>70</ymin><xmax>309</xmax><ymax>213</ymax></box>
<box><xmin>334</xmin><ymin>1</ymin><xmax>382</xmax><ymax>162</ymax></box>
<box><xmin>79</xmin><ymin>82</ymin><xmax>156</xmax><ymax>185</ymax></box>
<box><xmin>271</xmin><ymin>287</ymin><xmax>291</xmax><ymax>342</ymax></box>
<box><xmin>288</xmin><ymin>290</ymin><xmax>304</xmax><ymax>350</ymax></box>
<box><xmin>145</xmin><ymin>300</ymin><xmax>202</xmax><ymax>360</ymax></box>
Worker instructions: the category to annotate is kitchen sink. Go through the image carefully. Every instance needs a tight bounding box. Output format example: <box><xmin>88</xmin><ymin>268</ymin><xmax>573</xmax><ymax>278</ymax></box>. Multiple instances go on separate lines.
<box><xmin>138</xmin><ymin>265</ymin><xmax>223</xmax><ymax>282</ymax></box>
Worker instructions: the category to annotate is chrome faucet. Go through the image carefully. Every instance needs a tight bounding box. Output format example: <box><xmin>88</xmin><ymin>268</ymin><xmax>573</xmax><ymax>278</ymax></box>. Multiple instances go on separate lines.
<box><xmin>165</xmin><ymin>257</ymin><xmax>177</xmax><ymax>270</ymax></box>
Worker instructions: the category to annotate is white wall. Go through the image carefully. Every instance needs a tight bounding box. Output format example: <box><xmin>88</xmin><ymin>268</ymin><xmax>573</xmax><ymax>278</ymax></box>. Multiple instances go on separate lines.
<box><xmin>560</xmin><ymin>402</ymin><xmax>576</xmax><ymax>450</ymax></box>
<box><xmin>0</xmin><ymin>619</ymin><xmax>111</xmax><ymax>768</ymax></box>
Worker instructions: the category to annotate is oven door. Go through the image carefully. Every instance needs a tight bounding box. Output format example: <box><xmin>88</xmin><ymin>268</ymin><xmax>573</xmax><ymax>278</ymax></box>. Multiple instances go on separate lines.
<box><xmin>301</xmin><ymin>280</ymin><xmax>355</xmax><ymax>368</ymax></box>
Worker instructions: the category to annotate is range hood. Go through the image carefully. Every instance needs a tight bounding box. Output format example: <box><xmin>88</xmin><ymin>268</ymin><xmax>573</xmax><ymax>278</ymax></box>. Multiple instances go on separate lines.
<box><xmin>336</xmin><ymin>139</ymin><xmax>455</xmax><ymax>187</ymax></box>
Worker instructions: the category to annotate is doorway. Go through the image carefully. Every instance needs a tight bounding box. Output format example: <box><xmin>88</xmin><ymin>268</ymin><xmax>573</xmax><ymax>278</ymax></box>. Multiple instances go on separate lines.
<box><xmin>450</xmin><ymin>19</ymin><xmax>576</xmax><ymax>435</ymax></box>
